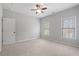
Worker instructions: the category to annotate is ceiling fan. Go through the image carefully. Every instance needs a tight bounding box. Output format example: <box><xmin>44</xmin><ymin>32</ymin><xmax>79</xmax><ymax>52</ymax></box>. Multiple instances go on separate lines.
<box><xmin>31</xmin><ymin>4</ymin><xmax>47</xmax><ymax>14</ymax></box>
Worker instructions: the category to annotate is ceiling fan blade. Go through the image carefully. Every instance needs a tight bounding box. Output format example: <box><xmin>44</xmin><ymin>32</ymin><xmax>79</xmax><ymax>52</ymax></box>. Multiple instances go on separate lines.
<box><xmin>42</xmin><ymin>7</ymin><xmax>47</xmax><ymax>10</ymax></box>
<box><xmin>36</xmin><ymin>4</ymin><xmax>40</xmax><ymax>8</ymax></box>
<box><xmin>31</xmin><ymin>9</ymin><xmax>37</xmax><ymax>11</ymax></box>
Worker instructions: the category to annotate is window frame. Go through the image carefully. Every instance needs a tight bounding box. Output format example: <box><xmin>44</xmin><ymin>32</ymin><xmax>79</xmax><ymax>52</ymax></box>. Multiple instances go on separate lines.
<box><xmin>61</xmin><ymin>16</ymin><xmax>76</xmax><ymax>40</ymax></box>
<box><xmin>43</xmin><ymin>22</ymin><xmax>49</xmax><ymax>36</ymax></box>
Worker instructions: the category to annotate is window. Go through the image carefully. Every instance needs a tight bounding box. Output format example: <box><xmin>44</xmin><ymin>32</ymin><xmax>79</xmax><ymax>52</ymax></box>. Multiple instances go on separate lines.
<box><xmin>62</xmin><ymin>16</ymin><xmax>76</xmax><ymax>40</ymax></box>
<box><xmin>43</xmin><ymin>22</ymin><xmax>49</xmax><ymax>36</ymax></box>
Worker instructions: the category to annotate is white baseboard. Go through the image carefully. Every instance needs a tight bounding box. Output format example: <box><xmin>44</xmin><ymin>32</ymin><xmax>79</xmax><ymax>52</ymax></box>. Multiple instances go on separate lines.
<box><xmin>3</xmin><ymin>38</ymin><xmax>39</xmax><ymax>45</ymax></box>
<box><xmin>16</xmin><ymin>38</ymin><xmax>37</xmax><ymax>43</ymax></box>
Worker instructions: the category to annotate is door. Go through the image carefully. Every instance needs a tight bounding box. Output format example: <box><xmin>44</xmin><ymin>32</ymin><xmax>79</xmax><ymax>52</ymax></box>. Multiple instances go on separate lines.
<box><xmin>3</xmin><ymin>18</ymin><xmax>16</xmax><ymax>44</ymax></box>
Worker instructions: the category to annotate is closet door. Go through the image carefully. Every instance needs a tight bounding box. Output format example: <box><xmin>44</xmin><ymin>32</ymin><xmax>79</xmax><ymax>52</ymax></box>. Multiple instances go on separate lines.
<box><xmin>3</xmin><ymin>18</ymin><xmax>16</xmax><ymax>44</ymax></box>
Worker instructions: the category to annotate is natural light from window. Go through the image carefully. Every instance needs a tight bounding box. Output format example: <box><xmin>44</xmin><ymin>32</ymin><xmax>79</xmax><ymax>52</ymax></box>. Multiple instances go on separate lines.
<box><xmin>43</xmin><ymin>22</ymin><xmax>49</xmax><ymax>36</ymax></box>
<box><xmin>62</xmin><ymin>16</ymin><xmax>76</xmax><ymax>40</ymax></box>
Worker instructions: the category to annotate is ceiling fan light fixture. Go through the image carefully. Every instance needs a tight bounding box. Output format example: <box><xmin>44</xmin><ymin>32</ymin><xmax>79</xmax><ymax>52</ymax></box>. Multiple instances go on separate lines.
<box><xmin>31</xmin><ymin>4</ymin><xmax>47</xmax><ymax>14</ymax></box>
<box><xmin>36</xmin><ymin>9</ymin><xmax>41</xmax><ymax>13</ymax></box>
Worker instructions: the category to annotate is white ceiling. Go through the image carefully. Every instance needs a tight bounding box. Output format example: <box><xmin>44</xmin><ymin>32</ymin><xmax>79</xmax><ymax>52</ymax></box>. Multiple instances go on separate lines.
<box><xmin>2</xmin><ymin>3</ymin><xmax>79</xmax><ymax>18</ymax></box>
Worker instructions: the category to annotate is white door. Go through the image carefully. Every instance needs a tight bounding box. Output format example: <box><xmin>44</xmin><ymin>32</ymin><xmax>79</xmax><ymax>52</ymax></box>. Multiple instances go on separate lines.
<box><xmin>3</xmin><ymin>18</ymin><xmax>16</xmax><ymax>44</ymax></box>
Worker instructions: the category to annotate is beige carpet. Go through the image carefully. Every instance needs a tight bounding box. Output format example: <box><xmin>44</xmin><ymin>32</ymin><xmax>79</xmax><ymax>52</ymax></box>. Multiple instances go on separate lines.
<box><xmin>0</xmin><ymin>39</ymin><xmax>79</xmax><ymax>56</ymax></box>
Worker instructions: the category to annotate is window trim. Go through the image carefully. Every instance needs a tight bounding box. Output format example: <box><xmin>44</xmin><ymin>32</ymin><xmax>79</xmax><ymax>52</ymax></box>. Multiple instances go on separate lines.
<box><xmin>61</xmin><ymin>16</ymin><xmax>76</xmax><ymax>40</ymax></box>
<box><xmin>43</xmin><ymin>22</ymin><xmax>49</xmax><ymax>36</ymax></box>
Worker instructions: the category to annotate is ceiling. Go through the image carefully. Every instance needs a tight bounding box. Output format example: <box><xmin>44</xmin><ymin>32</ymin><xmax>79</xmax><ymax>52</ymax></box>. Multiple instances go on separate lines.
<box><xmin>2</xmin><ymin>3</ymin><xmax>79</xmax><ymax>18</ymax></box>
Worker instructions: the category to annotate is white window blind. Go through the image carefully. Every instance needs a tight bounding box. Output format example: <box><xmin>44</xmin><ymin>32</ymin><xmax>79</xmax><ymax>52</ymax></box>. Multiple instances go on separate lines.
<box><xmin>43</xmin><ymin>22</ymin><xmax>49</xmax><ymax>36</ymax></box>
<box><xmin>62</xmin><ymin>16</ymin><xmax>76</xmax><ymax>40</ymax></box>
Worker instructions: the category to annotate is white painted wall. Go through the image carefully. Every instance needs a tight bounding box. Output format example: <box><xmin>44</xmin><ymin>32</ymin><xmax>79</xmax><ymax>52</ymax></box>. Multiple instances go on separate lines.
<box><xmin>3</xmin><ymin>9</ymin><xmax>40</xmax><ymax>42</ymax></box>
<box><xmin>0</xmin><ymin>4</ymin><xmax>3</xmax><ymax>52</ymax></box>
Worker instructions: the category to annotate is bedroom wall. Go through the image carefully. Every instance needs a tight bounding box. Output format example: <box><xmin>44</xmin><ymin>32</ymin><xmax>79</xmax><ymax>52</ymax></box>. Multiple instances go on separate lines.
<box><xmin>40</xmin><ymin>5</ymin><xmax>79</xmax><ymax>47</ymax></box>
<box><xmin>3</xmin><ymin>9</ymin><xmax>40</xmax><ymax>42</ymax></box>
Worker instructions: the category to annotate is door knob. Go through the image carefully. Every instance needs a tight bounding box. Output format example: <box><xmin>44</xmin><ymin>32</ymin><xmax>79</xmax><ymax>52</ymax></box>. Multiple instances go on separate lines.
<box><xmin>13</xmin><ymin>32</ymin><xmax>16</xmax><ymax>33</ymax></box>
